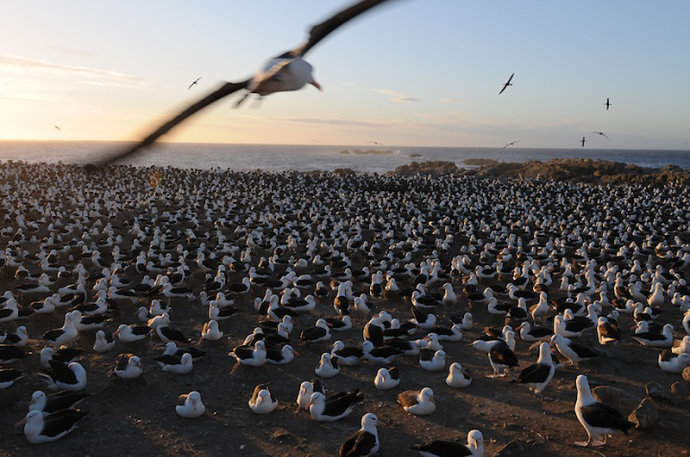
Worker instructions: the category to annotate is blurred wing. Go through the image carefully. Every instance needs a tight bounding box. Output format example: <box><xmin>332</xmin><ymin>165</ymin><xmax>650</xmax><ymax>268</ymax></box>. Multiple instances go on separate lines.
<box><xmin>290</xmin><ymin>0</ymin><xmax>392</xmax><ymax>57</ymax></box>
<box><xmin>95</xmin><ymin>80</ymin><xmax>250</xmax><ymax>165</ymax></box>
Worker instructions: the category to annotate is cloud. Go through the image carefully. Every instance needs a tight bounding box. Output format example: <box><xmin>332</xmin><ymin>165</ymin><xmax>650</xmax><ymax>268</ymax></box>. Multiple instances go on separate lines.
<box><xmin>283</xmin><ymin>117</ymin><xmax>389</xmax><ymax>128</ymax></box>
<box><xmin>0</xmin><ymin>54</ymin><xmax>145</xmax><ymax>85</ymax></box>
<box><xmin>48</xmin><ymin>46</ymin><xmax>97</xmax><ymax>57</ymax></box>
<box><xmin>370</xmin><ymin>88</ymin><xmax>418</xmax><ymax>103</ymax></box>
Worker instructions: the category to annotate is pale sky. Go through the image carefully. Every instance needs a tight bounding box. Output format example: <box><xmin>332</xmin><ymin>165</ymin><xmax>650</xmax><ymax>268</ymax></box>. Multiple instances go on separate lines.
<box><xmin>1</xmin><ymin>0</ymin><xmax>689</xmax><ymax>149</ymax></box>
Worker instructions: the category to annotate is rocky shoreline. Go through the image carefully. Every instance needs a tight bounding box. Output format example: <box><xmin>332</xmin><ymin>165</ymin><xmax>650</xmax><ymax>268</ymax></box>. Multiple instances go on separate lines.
<box><xmin>386</xmin><ymin>158</ymin><xmax>690</xmax><ymax>186</ymax></box>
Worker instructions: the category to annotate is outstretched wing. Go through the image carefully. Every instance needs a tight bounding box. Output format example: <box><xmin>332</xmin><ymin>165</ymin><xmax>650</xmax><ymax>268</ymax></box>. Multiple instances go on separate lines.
<box><xmin>95</xmin><ymin>80</ymin><xmax>250</xmax><ymax>165</ymax></box>
<box><xmin>97</xmin><ymin>0</ymin><xmax>393</xmax><ymax>165</ymax></box>
<box><xmin>291</xmin><ymin>0</ymin><xmax>392</xmax><ymax>58</ymax></box>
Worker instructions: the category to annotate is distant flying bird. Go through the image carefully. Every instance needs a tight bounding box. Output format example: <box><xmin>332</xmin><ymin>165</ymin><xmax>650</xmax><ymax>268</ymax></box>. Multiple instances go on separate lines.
<box><xmin>54</xmin><ymin>125</ymin><xmax>61</xmax><ymax>131</ymax></box>
<box><xmin>369</xmin><ymin>141</ymin><xmax>384</xmax><ymax>146</ymax></box>
<box><xmin>580</xmin><ymin>136</ymin><xmax>586</xmax><ymax>147</ymax></box>
<box><xmin>605</xmin><ymin>98</ymin><xmax>612</xmax><ymax>110</ymax></box>
<box><xmin>187</xmin><ymin>77</ymin><xmax>202</xmax><ymax>90</ymax></box>
<box><xmin>96</xmin><ymin>0</ymin><xmax>392</xmax><ymax>165</ymax></box>
<box><xmin>499</xmin><ymin>73</ymin><xmax>514</xmax><ymax>95</ymax></box>
<box><xmin>592</xmin><ymin>131</ymin><xmax>609</xmax><ymax>140</ymax></box>
<box><xmin>503</xmin><ymin>140</ymin><xmax>518</xmax><ymax>148</ymax></box>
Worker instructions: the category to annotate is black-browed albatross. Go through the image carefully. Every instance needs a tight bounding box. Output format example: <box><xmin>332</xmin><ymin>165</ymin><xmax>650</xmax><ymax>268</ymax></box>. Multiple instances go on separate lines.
<box><xmin>97</xmin><ymin>0</ymin><xmax>393</xmax><ymax>165</ymax></box>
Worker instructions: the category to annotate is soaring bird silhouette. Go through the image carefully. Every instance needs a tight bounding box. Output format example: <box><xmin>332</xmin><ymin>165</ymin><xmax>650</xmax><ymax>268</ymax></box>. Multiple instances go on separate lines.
<box><xmin>591</xmin><ymin>131</ymin><xmax>609</xmax><ymax>140</ymax></box>
<box><xmin>187</xmin><ymin>77</ymin><xmax>202</xmax><ymax>90</ymax></box>
<box><xmin>97</xmin><ymin>0</ymin><xmax>392</xmax><ymax>165</ymax></box>
<box><xmin>499</xmin><ymin>73</ymin><xmax>514</xmax><ymax>95</ymax></box>
<box><xmin>503</xmin><ymin>140</ymin><xmax>518</xmax><ymax>148</ymax></box>
<box><xmin>605</xmin><ymin>98</ymin><xmax>612</xmax><ymax>110</ymax></box>
<box><xmin>581</xmin><ymin>136</ymin><xmax>586</xmax><ymax>147</ymax></box>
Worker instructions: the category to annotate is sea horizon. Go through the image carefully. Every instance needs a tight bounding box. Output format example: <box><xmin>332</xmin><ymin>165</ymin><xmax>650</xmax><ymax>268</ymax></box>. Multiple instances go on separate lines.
<box><xmin>1</xmin><ymin>140</ymin><xmax>689</xmax><ymax>173</ymax></box>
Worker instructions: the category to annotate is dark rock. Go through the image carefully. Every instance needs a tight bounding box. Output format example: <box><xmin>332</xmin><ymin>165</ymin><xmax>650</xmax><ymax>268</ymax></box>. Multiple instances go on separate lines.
<box><xmin>387</xmin><ymin>161</ymin><xmax>462</xmax><ymax>177</ymax></box>
<box><xmin>464</xmin><ymin>158</ymin><xmax>690</xmax><ymax>186</ymax></box>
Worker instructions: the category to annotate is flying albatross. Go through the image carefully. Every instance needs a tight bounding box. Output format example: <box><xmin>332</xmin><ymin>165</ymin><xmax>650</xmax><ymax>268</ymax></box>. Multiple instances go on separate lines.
<box><xmin>97</xmin><ymin>0</ymin><xmax>392</xmax><ymax>165</ymax></box>
<box><xmin>499</xmin><ymin>73</ymin><xmax>514</xmax><ymax>95</ymax></box>
<box><xmin>187</xmin><ymin>77</ymin><xmax>201</xmax><ymax>90</ymax></box>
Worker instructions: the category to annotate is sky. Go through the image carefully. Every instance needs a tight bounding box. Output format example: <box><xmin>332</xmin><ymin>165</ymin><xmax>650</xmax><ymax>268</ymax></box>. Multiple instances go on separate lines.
<box><xmin>1</xmin><ymin>0</ymin><xmax>689</xmax><ymax>149</ymax></box>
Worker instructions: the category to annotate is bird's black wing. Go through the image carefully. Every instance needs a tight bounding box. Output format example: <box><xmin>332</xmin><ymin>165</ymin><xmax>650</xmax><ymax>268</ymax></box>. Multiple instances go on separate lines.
<box><xmin>41</xmin><ymin>409</ymin><xmax>88</xmax><ymax>437</ymax></box>
<box><xmin>581</xmin><ymin>403</ymin><xmax>633</xmax><ymax>433</ymax></box>
<box><xmin>96</xmin><ymin>1</ymin><xmax>392</xmax><ymax>166</ymax></box>
<box><xmin>324</xmin><ymin>390</ymin><xmax>362</xmax><ymax>416</ymax></box>
<box><xmin>94</xmin><ymin>80</ymin><xmax>250</xmax><ymax>165</ymax></box>
<box><xmin>250</xmin><ymin>383</ymin><xmax>271</xmax><ymax>404</ymax></box>
<box><xmin>177</xmin><ymin>393</ymin><xmax>189</xmax><ymax>406</ymax></box>
<box><xmin>48</xmin><ymin>360</ymin><xmax>77</xmax><ymax>384</ymax></box>
<box><xmin>292</xmin><ymin>0</ymin><xmax>392</xmax><ymax>58</ymax></box>
<box><xmin>115</xmin><ymin>354</ymin><xmax>132</xmax><ymax>371</ymax></box>
<box><xmin>517</xmin><ymin>363</ymin><xmax>551</xmax><ymax>383</ymax></box>
<box><xmin>340</xmin><ymin>430</ymin><xmax>375</xmax><ymax>457</ymax></box>
<box><xmin>44</xmin><ymin>391</ymin><xmax>89</xmax><ymax>413</ymax></box>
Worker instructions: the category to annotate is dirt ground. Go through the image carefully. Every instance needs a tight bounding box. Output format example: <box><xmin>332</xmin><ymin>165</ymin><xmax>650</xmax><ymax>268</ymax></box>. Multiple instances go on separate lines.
<box><xmin>2</xmin><ymin>258</ymin><xmax>690</xmax><ymax>457</ymax></box>
<box><xmin>1</xmin><ymin>165</ymin><xmax>689</xmax><ymax>457</ymax></box>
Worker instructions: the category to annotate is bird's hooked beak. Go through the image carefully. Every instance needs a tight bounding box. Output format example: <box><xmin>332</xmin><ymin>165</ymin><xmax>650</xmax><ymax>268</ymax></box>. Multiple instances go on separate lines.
<box><xmin>310</xmin><ymin>80</ymin><xmax>322</xmax><ymax>91</ymax></box>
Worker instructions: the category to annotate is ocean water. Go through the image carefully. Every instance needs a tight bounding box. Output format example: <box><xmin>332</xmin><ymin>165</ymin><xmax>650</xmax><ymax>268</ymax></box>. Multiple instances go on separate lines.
<box><xmin>0</xmin><ymin>141</ymin><xmax>689</xmax><ymax>173</ymax></box>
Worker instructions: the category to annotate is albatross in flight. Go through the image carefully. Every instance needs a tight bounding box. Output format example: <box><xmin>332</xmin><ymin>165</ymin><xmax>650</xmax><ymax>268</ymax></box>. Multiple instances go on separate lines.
<box><xmin>499</xmin><ymin>73</ymin><xmax>514</xmax><ymax>95</ymax></box>
<box><xmin>187</xmin><ymin>77</ymin><xmax>202</xmax><ymax>90</ymax></box>
<box><xmin>97</xmin><ymin>0</ymin><xmax>393</xmax><ymax>165</ymax></box>
<box><xmin>592</xmin><ymin>131</ymin><xmax>610</xmax><ymax>140</ymax></box>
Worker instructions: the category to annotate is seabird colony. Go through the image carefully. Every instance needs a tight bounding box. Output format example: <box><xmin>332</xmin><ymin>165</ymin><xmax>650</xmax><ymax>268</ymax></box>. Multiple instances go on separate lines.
<box><xmin>0</xmin><ymin>161</ymin><xmax>689</xmax><ymax>454</ymax></box>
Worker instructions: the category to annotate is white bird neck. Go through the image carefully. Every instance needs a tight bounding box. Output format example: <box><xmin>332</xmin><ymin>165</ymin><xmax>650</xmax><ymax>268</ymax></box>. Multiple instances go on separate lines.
<box><xmin>576</xmin><ymin>378</ymin><xmax>596</xmax><ymax>406</ymax></box>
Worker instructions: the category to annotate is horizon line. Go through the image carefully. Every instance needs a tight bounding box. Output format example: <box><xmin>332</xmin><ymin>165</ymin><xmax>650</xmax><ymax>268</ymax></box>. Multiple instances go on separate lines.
<box><xmin>0</xmin><ymin>138</ymin><xmax>688</xmax><ymax>153</ymax></box>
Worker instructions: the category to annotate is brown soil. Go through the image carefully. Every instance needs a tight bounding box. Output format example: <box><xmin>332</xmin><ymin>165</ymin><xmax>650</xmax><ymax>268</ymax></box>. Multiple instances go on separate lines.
<box><xmin>0</xmin><ymin>162</ymin><xmax>689</xmax><ymax>457</ymax></box>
